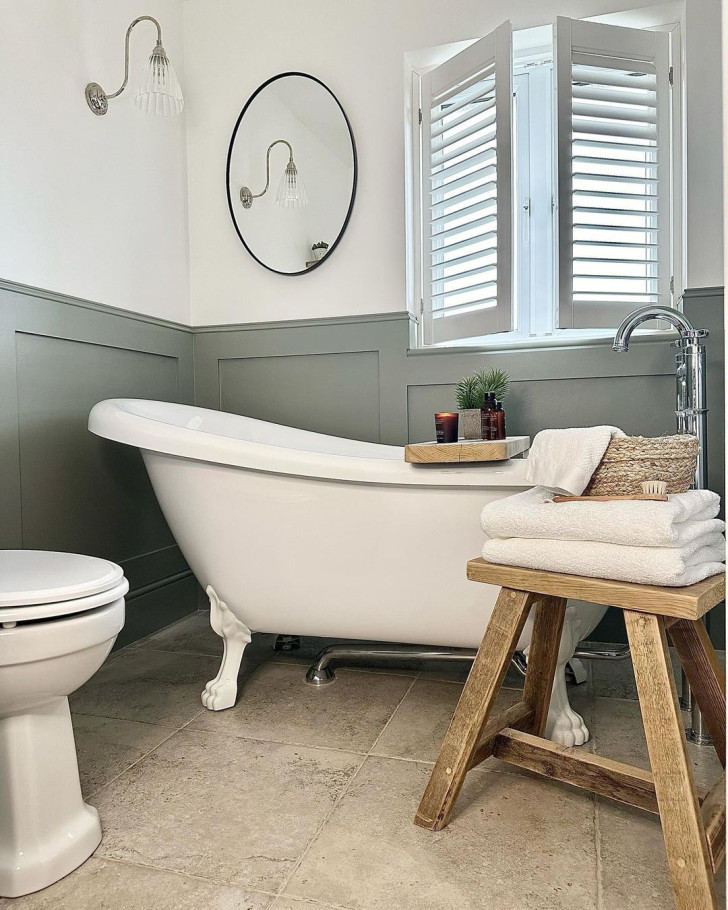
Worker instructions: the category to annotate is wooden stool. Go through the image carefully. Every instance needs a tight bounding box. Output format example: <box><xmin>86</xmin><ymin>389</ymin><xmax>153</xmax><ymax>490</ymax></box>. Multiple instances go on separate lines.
<box><xmin>415</xmin><ymin>560</ymin><xmax>726</xmax><ymax>910</ymax></box>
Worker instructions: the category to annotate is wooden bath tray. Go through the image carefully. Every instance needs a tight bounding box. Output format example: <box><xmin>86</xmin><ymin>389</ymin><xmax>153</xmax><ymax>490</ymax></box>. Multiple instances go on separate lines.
<box><xmin>405</xmin><ymin>436</ymin><xmax>530</xmax><ymax>464</ymax></box>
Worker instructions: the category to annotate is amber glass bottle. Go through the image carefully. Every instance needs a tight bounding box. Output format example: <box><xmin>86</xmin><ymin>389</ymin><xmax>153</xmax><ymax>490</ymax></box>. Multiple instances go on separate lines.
<box><xmin>480</xmin><ymin>392</ymin><xmax>497</xmax><ymax>440</ymax></box>
<box><xmin>493</xmin><ymin>400</ymin><xmax>506</xmax><ymax>440</ymax></box>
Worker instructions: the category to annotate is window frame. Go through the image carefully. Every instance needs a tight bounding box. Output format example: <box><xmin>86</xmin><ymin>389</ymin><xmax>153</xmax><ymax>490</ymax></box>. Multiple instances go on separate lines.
<box><xmin>407</xmin><ymin>8</ymin><xmax>683</xmax><ymax>350</ymax></box>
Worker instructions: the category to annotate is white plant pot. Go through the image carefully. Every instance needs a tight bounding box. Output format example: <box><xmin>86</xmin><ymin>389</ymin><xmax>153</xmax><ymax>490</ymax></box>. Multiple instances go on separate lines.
<box><xmin>312</xmin><ymin>248</ymin><xmax>327</xmax><ymax>261</ymax></box>
<box><xmin>459</xmin><ymin>409</ymin><xmax>481</xmax><ymax>439</ymax></box>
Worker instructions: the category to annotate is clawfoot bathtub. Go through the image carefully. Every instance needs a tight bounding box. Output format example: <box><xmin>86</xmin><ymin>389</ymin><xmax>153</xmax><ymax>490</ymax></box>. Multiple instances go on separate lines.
<box><xmin>89</xmin><ymin>399</ymin><xmax>607</xmax><ymax>745</ymax></box>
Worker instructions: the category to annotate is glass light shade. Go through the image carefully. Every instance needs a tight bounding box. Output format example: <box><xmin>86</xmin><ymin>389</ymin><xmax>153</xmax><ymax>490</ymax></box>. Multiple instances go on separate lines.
<box><xmin>134</xmin><ymin>46</ymin><xmax>184</xmax><ymax>117</ymax></box>
<box><xmin>276</xmin><ymin>160</ymin><xmax>308</xmax><ymax>208</ymax></box>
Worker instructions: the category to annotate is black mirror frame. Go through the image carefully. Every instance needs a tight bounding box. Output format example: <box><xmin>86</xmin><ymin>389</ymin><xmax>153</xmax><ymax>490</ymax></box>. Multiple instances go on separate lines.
<box><xmin>225</xmin><ymin>72</ymin><xmax>358</xmax><ymax>276</ymax></box>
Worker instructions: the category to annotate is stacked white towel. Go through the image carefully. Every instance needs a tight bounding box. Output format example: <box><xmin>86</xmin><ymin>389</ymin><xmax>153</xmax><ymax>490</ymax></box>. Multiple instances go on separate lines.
<box><xmin>481</xmin><ymin>488</ymin><xmax>725</xmax><ymax>587</ymax></box>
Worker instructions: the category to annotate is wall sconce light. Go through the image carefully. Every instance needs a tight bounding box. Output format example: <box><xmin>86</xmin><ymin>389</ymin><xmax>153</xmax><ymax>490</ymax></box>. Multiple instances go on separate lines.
<box><xmin>240</xmin><ymin>140</ymin><xmax>308</xmax><ymax>209</ymax></box>
<box><xmin>85</xmin><ymin>15</ymin><xmax>184</xmax><ymax>117</ymax></box>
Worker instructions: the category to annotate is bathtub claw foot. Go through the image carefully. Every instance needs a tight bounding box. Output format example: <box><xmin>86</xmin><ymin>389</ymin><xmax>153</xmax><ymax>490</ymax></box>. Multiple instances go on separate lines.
<box><xmin>526</xmin><ymin>602</ymin><xmax>592</xmax><ymax>746</ymax></box>
<box><xmin>202</xmin><ymin>678</ymin><xmax>238</xmax><ymax>711</ymax></box>
<box><xmin>202</xmin><ymin>586</ymin><xmax>252</xmax><ymax>712</ymax></box>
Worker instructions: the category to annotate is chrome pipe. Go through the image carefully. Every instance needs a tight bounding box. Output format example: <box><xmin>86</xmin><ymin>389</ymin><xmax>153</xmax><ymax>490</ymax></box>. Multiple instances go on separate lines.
<box><xmin>573</xmin><ymin>644</ymin><xmax>631</xmax><ymax>661</ymax></box>
<box><xmin>304</xmin><ymin>641</ymin><xmax>634</xmax><ymax>686</ymax></box>
<box><xmin>305</xmin><ymin>644</ymin><xmax>478</xmax><ymax>685</ymax></box>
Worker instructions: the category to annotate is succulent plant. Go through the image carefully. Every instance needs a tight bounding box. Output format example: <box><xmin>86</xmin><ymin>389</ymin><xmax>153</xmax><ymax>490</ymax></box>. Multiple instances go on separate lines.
<box><xmin>312</xmin><ymin>241</ymin><xmax>329</xmax><ymax>250</ymax></box>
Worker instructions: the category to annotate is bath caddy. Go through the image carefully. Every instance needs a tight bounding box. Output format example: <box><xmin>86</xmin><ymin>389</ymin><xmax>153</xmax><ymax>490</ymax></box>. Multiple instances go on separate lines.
<box><xmin>415</xmin><ymin>561</ymin><xmax>726</xmax><ymax>910</ymax></box>
<box><xmin>404</xmin><ymin>436</ymin><xmax>530</xmax><ymax>464</ymax></box>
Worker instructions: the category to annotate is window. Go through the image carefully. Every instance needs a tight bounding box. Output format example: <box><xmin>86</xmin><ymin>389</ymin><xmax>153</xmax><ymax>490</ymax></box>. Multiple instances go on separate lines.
<box><xmin>410</xmin><ymin>12</ymin><xmax>681</xmax><ymax>347</ymax></box>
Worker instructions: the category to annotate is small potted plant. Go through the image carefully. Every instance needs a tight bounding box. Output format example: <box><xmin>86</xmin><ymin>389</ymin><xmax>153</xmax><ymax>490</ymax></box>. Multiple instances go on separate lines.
<box><xmin>455</xmin><ymin>375</ymin><xmax>483</xmax><ymax>439</ymax></box>
<box><xmin>455</xmin><ymin>368</ymin><xmax>511</xmax><ymax>439</ymax></box>
<box><xmin>312</xmin><ymin>241</ymin><xmax>329</xmax><ymax>262</ymax></box>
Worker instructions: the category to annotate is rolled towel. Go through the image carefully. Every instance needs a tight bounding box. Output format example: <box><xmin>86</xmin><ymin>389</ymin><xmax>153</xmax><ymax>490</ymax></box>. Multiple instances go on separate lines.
<box><xmin>481</xmin><ymin>533</ymin><xmax>725</xmax><ymax>587</ymax></box>
<box><xmin>481</xmin><ymin>487</ymin><xmax>724</xmax><ymax>547</ymax></box>
<box><xmin>524</xmin><ymin>426</ymin><xmax>625</xmax><ymax>495</ymax></box>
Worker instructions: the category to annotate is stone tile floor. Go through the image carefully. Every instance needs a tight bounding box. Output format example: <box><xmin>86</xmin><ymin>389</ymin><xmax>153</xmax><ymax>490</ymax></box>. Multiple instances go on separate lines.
<box><xmin>3</xmin><ymin>612</ymin><xmax>725</xmax><ymax>910</ymax></box>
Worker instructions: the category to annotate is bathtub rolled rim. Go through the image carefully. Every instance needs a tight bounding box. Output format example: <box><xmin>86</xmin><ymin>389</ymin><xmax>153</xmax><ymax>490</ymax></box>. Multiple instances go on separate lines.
<box><xmin>89</xmin><ymin>398</ymin><xmax>531</xmax><ymax>488</ymax></box>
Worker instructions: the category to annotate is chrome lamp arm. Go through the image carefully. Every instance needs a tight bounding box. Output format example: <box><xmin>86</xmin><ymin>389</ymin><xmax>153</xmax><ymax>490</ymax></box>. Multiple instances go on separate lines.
<box><xmin>85</xmin><ymin>16</ymin><xmax>164</xmax><ymax>115</ymax></box>
<box><xmin>240</xmin><ymin>140</ymin><xmax>294</xmax><ymax>209</ymax></box>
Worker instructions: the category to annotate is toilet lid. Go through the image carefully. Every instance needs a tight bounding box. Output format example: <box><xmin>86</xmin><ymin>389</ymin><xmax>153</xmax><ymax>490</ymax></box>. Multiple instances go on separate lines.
<box><xmin>0</xmin><ymin>550</ymin><xmax>125</xmax><ymax>607</ymax></box>
<box><xmin>0</xmin><ymin>576</ymin><xmax>129</xmax><ymax>624</ymax></box>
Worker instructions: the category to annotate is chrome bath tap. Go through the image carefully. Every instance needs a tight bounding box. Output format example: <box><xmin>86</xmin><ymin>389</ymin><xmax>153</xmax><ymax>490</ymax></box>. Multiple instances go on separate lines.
<box><xmin>613</xmin><ymin>304</ymin><xmax>712</xmax><ymax>746</ymax></box>
<box><xmin>613</xmin><ymin>305</ymin><xmax>709</xmax><ymax>489</ymax></box>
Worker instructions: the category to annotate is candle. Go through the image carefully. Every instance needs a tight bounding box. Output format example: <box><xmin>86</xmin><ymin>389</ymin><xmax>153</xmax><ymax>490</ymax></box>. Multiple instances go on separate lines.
<box><xmin>435</xmin><ymin>412</ymin><xmax>458</xmax><ymax>443</ymax></box>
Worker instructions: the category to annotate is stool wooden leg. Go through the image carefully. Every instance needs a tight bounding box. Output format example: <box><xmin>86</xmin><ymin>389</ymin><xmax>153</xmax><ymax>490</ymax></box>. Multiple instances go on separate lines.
<box><xmin>669</xmin><ymin>618</ymin><xmax>726</xmax><ymax>767</ymax></box>
<box><xmin>522</xmin><ymin>596</ymin><xmax>567</xmax><ymax>736</ymax></box>
<box><xmin>625</xmin><ymin>610</ymin><xmax>718</xmax><ymax>910</ymax></box>
<box><xmin>414</xmin><ymin>588</ymin><xmax>536</xmax><ymax>831</ymax></box>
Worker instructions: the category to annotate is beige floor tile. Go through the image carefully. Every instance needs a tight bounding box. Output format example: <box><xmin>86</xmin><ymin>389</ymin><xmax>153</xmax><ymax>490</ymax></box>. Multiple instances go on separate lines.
<box><xmin>136</xmin><ymin>611</ymin><xmax>277</xmax><ymax>664</ymax></box>
<box><xmin>271</xmin><ymin>900</ymin><xmax>355</xmax><ymax>910</ymax></box>
<box><xmin>189</xmin><ymin>663</ymin><xmax>413</xmax><ymax>752</ymax></box>
<box><xmin>70</xmin><ymin>648</ymin><xmax>221</xmax><ymax>727</ymax></box>
<box><xmin>92</xmin><ymin>729</ymin><xmax>362</xmax><ymax>893</ymax></box>
<box><xmin>597</xmin><ymin>798</ymin><xmax>726</xmax><ymax>910</ymax></box>
<box><xmin>285</xmin><ymin>756</ymin><xmax>598</xmax><ymax>910</ymax></box>
<box><xmin>590</xmin><ymin>696</ymin><xmax>723</xmax><ymax>790</ymax></box>
<box><xmin>72</xmin><ymin>714</ymin><xmax>175</xmax><ymax>795</ymax></box>
<box><xmin>589</xmin><ymin>647</ymin><xmax>703</xmax><ymax>701</ymax></box>
<box><xmin>0</xmin><ymin>857</ymin><xmax>273</xmax><ymax>910</ymax></box>
<box><xmin>372</xmin><ymin>679</ymin><xmax>523</xmax><ymax>764</ymax></box>
<box><xmin>418</xmin><ymin>658</ymin><xmax>523</xmax><ymax>688</ymax></box>
<box><xmin>373</xmin><ymin>674</ymin><xmax>595</xmax><ymax>765</ymax></box>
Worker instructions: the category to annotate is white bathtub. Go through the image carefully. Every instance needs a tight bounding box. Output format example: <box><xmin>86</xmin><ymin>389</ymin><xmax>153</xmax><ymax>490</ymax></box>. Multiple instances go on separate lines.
<box><xmin>89</xmin><ymin>398</ymin><xmax>607</xmax><ymax>745</ymax></box>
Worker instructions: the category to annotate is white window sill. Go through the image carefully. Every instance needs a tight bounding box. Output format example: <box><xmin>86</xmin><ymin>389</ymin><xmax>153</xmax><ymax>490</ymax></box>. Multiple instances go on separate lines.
<box><xmin>408</xmin><ymin>329</ymin><xmax>671</xmax><ymax>356</ymax></box>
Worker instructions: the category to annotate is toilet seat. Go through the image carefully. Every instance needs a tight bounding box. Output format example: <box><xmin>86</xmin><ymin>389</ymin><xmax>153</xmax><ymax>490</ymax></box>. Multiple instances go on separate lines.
<box><xmin>0</xmin><ymin>551</ymin><xmax>128</xmax><ymax>624</ymax></box>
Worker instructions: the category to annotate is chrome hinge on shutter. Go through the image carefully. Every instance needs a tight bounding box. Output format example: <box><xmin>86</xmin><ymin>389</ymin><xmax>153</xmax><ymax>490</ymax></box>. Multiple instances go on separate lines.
<box><xmin>668</xmin><ymin>66</ymin><xmax>673</xmax><ymax>86</ymax></box>
<box><xmin>670</xmin><ymin>276</ymin><xmax>675</xmax><ymax>295</ymax></box>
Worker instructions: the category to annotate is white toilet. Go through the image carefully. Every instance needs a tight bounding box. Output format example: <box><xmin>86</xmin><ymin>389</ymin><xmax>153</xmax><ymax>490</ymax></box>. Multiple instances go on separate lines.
<box><xmin>0</xmin><ymin>550</ymin><xmax>128</xmax><ymax>898</ymax></box>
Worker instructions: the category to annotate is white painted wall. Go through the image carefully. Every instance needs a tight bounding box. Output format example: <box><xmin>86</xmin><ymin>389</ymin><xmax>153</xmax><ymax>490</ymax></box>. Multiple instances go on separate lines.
<box><xmin>183</xmin><ymin>0</ymin><xmax>723</xmax><ymax>326</ymax></box>
<box><xmin>0</xmin><ymin>0</ymin><xmax>189</xmax><ymax>323</ymax></box>
<box><xmin>685</xmin><ymin>0</ymin><xmax>724</xmax><ymax>288</ymax></box>
<box><xmin>1</xmin><ymin>1</ymin><xmax>720</xmax><ymax>327</ymax></box>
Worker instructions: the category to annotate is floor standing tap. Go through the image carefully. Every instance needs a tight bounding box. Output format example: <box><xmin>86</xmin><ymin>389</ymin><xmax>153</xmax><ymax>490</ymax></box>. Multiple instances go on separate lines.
<box><xmin>613</xmin><ymin>305</ymin><xmax>712</xmax><ymax>744</ymax></box>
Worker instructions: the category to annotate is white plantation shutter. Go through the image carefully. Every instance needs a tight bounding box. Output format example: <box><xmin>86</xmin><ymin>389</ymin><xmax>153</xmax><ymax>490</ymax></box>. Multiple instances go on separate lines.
<box><xmin>421</xmin><ymin>22</ymin><xmax>513</xmax><ymax>345</ymax></box>
<box><xmin>556</xmin><ymin>18</ymin><xmax>671</xmax><ymax>329</ymax></box>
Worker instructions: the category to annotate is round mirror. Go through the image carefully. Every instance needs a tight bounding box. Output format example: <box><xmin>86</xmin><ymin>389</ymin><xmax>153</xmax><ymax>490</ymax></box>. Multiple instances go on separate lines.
<box><xmin>226</xmin><ymin>73</ymin><xmax>357</xmax><ymax>275</ymax></box>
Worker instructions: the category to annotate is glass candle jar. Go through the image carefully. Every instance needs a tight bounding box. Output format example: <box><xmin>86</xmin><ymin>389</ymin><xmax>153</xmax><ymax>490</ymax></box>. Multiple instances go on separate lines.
<box><xmin>434</xmin><ymin>412</ymin><xmax>458</xmax><ymax>443</ymax></box>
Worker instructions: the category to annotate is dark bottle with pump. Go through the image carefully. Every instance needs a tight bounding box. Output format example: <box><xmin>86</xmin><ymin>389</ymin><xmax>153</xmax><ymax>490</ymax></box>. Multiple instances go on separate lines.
<box><xmin>493</xmin><ymin>400</ymin><xmax>506</xmax><ymax>440</ymax></box>
<box><xmin>480</xmin><ymin>392</ymin><xmax>497</xmax><ymax>440</ymax></box>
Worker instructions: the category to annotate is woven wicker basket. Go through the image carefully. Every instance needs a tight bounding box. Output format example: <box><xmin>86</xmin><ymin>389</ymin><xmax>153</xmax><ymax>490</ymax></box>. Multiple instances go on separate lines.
<box><xmin>584</xmin><ymin>435</ymin><xmax>698</xmax><ymax>496</ymax></box>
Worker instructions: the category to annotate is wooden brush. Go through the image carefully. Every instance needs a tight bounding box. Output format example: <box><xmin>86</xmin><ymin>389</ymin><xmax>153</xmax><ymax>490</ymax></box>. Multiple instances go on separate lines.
<box><xmin>553</xmin><ymin>480</ymin><xmax>669</xmax><ymax>503</ymax></box>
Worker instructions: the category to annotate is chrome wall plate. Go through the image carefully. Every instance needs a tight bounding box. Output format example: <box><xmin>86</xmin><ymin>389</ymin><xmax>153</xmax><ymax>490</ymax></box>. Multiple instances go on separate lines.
<box><xmin>85</xmin><ymin>83</ymin><xmax>108</xmax><ymax>116</ymax></box>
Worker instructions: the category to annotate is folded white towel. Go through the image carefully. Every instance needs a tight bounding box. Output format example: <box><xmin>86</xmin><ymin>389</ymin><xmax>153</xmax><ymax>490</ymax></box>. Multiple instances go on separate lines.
<box><xmin>524</xmin><ymin>426</ymin><xmax>625</xmax><ymax>495</ymax></box>
<box><xmin>481</xmin><ymin>487</ymin><xmax>724</xmax><ymax>548</ymax></box>
<box><xmin>481</xmin><ymin>533</ymin><xmax>726</xmax><ymax>587</ymax></box>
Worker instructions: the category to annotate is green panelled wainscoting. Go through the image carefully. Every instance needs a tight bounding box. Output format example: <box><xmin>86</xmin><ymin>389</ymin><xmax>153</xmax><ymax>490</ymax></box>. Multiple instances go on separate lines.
<box><xmin>1</xmin><ymin>279</ymin><xmax>723</xmax><ymax>646</ymax></box>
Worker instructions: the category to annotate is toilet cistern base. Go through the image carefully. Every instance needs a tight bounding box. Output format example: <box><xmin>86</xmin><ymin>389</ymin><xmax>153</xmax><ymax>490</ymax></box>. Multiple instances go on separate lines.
<box><xmin>0</xmin><ymin>697</ymin><xmax>102</xmax><ymax>898</ymax></box>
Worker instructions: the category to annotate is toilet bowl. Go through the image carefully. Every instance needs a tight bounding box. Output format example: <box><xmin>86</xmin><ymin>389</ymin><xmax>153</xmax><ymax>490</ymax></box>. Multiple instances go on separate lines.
<box><xmin>0</xmin><ymin>550</ymin><xmax>128</xmax><ymax>898</ymax></box>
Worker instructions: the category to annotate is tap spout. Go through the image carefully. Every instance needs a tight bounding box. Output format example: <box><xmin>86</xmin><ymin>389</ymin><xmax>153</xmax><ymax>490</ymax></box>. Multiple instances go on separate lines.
<box><xmin>612</xmin><ymin>305</ymin><xmax>695</xmax><ymax>352</ymax></box>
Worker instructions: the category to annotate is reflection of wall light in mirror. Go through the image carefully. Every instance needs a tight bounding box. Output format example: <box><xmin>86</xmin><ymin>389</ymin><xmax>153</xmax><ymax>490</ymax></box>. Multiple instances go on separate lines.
<box><xmin>239</xmin><ymin>139</ymin><xmax>308</xmax><ymax>209</ymax></box>
<box><xmin>85</xmin><ymin>15</ymin><xmax>184</xmax><ymax>117</ymax></box>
